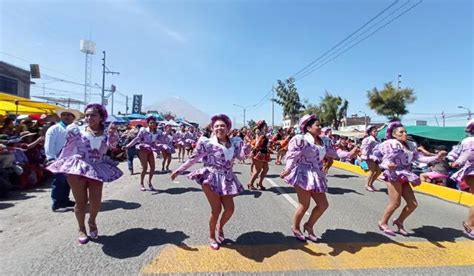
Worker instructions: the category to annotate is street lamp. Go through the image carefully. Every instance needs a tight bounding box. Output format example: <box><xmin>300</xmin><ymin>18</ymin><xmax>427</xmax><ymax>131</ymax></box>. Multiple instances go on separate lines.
<box><xmin>233</xmin><ymin>104</ymin><xmax>257</xmax><ymax>127</ymax></box>
<box><xmin>458</xmin><ymin>106</ymin><xmax>472</xmax><ymax>120</ymax></box>
<box><xmin>358</xmin><ymin>110</ymin><xmax>368</xmax><ymax>128</ymax></box>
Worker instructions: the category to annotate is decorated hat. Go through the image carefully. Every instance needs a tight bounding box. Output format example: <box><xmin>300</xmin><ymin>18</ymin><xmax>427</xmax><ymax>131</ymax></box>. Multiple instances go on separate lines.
<box><xmin>254</xmin><ymin>120</ymin><xmax>267</xmax><ymax>130</ymax></box>
<box><xmin>466</xmin><ymin>119</ymin><xmax>474</xmax><ymax>134</ymax></box>
<box><xmin>366</xmin><ymin>125</ymin><xmax>378</xmax><ymax>134</ymax></box>
<box><xmin>385</xmin><ymin>120</ymin><xmax>403</xmax><ymax>140</ymax></box>
<box><xmin>210</xmin><ymin>114</ymin><xmax>232</xmax><ymax>129</ymax></box>
<box><xmin>299</xmin><ymin>114</ymin><xmax>317</xmax><ymax>133</ymax></box>
<box><xmin>146</xmin><ymin>116</ymin><xmax>157</xmax><ymax>124</ymax></box>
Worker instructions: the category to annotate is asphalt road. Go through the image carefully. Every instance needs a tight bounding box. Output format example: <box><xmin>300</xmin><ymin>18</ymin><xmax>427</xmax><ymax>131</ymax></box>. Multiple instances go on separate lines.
<box><xmin>1</xmin><ymin>158</ymin><xmax>473</xmax><ymax>275</ymax></box>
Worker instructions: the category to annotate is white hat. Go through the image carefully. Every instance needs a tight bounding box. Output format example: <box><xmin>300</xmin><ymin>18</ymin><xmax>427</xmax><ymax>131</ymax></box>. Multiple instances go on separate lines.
<box><xmin>56</xmin><ymin>108</ymin><xmax>81</xmax><ymax>119</ymax></box>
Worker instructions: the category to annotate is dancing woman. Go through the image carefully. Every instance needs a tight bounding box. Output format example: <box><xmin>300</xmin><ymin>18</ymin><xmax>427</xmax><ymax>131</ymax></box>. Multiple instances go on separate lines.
<box><xmin>450</xmin><ymin>119</ymin><xmax>474</xmax><ymax>238</ymax></box>
<box><xmin>321</xmin><ymin>127</ymin><xmax>336</xmax><ymax>174</ymax></box>
<box><xmin>47</xmin><ymin>103</ymin><xmax>123</xmax><ymax>244</ymax></box>
<box><xmin>361</xmin><ymin>125</ymin><xmax>382</xmax><ymax>192</ymax></box>
<box><xmin>248</xmin><ymin>120</ymin><xmax>270</xmax><ymax>190</ymax></box>
<box><xmin>176</xmin><ymin>125</ymin><xmax>188</xmax><ymax>163</ymax></box>
<box><xmin>275</xmin><ymin>128</ymin><xmax>295</xmax><ymax>165</ymax></box>
<box><xmin>160</xmin><ymin>124</ymin><xmax>176</xmax><ymax>172</ymax></box>
<box><xmin>372</xmin><ymin>121</ymin><xmax>446</xmax><ymax>236</ymax></box>
<box><xmin>185</xmin><ymin>126</ymin><xmax>198</xmax><ymax>157</ymax></box>
<box><xmin>171</xmin><ymin>114</ymin><xmax>250</xmax><ymax>250</ymax></box>
<box><xmin>279</xmin><ymin>114</ymin><xmax>330</xmax><ymax>242</ymax></box>
<box><xmin>124</xmin><ymin>116</ymin><xmax>163</xmax><ymax>191</ymax></box>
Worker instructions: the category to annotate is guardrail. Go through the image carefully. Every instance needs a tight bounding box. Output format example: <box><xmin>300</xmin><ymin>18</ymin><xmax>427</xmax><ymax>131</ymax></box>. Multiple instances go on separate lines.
<box><xmin>332</xmin><ymin>160</ymin><xmax>474</xmax><ymax>207</ymax></box>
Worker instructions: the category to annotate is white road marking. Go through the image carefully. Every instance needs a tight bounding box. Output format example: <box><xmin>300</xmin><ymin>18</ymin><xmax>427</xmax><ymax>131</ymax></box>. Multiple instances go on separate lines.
<box><xmin>265</xmin><ymin>178</ymin><xmax>309</xmax><ymax>216</ymax></box>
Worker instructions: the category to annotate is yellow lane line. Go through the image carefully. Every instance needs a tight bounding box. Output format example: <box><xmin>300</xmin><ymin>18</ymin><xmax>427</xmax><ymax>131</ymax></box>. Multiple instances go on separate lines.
<box><xmin>332</xmin><ymin>161</ymin><xmax>473</xmax><ymax>207</ymax></box>
<box><xmin>142</xmin><ymin>241</ymin><xmax>474</xmax><ymax>274</ymax></box>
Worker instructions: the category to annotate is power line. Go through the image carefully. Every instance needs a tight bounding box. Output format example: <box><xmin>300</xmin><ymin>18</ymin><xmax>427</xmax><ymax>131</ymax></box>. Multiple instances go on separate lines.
<box><xmin>0</xmin><ymin>51</ymin><xmax>82</xmax><ymax>81</ymax></box>
<box><xmin>252</xmin><ymin>0</ymin><xmax>422</xmax><ymax>110</ymax></box>
<box><xmin>31</xmin><ymin>84</ymin><xmax>101</xmax><ymax>96</ymax></box>
<box><xmin>297</xmin><ymin>0</ymin><xmax>422</xmax><ymax>81</ymax></box>
<box><xmin>296</xmin><ymin>1</ymin><xmax>412</xmax><ymax>80</ymax></box>
<box><xmin>292</xmin><ymin>0</ymin><xmax>401</xmax><ymax>79</ymax></box>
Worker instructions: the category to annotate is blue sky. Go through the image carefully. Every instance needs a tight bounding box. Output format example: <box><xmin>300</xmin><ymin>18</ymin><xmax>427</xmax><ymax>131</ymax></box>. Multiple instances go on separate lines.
<box><xmin>1</xmin><ymin>0</ymin><xmax>472</xmax><ymax>126</ymax></box>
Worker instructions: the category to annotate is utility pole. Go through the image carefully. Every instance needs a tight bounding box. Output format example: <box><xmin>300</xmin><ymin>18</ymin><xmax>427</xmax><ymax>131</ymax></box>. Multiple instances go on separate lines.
<box><xmin>101</xmin><ymin>51</ymin><xmax>106</xmax><ymax>105</ymax></box>
<box><xmin>441</xmin><ymin>111</ymin><xmax>445</xmax><ymax>127</ymax></box>
<box><xmin>233</xmin><ymin>104</ymin><xmax>256</xmax><ymax>128</ymax></box>
<box><xmin>111</xmin><ymin>92</ymin><xmax>115</xmax><ymax>115</ymax></box>
<box><xmin>101</xmin><ymin>50</ymin><xmax>120</xmax><ymax>107</ymax></box>
<box><xmin>271</xmin><ymin>87</ymin><xmax>275</xmax><ymax>128</ymax></box>
<box><xmin>125</xmin><ymin>95</ymin><xmax>129</xmax><ymax>115</ymax></box>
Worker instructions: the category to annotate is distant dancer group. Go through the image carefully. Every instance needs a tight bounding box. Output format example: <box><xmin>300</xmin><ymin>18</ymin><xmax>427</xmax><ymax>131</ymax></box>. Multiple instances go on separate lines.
<box><xmin>46</xmin><ymin>104</ymin><xmax>474</xmax><ymax>247</ymax></box>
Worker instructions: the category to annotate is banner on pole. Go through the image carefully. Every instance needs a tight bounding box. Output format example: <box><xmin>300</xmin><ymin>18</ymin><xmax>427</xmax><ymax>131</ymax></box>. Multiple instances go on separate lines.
<box><xmin>132</xmin><ymin>94</ymin><xmax>142</xmax><ymax>114</ymax></box>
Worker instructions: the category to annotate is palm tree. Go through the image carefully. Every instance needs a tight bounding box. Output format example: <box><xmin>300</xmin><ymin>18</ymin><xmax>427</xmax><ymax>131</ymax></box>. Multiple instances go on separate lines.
<box><xmin>319</xmin><ymin>92</ymin><xmax>348</xmax><ymax>129</ymax></box>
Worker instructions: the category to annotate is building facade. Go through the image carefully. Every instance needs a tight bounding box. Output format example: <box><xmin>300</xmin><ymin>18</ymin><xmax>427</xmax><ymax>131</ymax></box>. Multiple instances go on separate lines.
<box><xmin>0</xmin><ymin>61</ymin><xmax>31</xmax><ymax>98</ymax></box>
<box><xmin>341</xmin><ymin>115</ymin><xmax>371</xmax><ymax>127</ymax></box>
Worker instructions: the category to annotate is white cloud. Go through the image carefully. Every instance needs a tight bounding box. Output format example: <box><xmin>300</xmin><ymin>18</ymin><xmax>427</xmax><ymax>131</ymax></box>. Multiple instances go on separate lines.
<box><xmin>104</xmin><ymin>0</ymin><xmax>187</xmax><ymax>43</ymax></box>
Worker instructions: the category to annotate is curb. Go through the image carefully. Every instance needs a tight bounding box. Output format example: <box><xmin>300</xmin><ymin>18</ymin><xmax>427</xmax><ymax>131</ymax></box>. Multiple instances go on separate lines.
<box><xmin>332</xmin><ymin>160</ymin><xmax>474</xmax><ymax>207</ymax></box>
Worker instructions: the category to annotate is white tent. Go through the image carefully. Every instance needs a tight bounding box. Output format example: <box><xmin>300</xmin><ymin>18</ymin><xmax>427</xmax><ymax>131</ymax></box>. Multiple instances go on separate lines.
<box><xmin>165</xmin><ymin>119</ymin><xmax>180</xmax><ymax>127</ymax></box>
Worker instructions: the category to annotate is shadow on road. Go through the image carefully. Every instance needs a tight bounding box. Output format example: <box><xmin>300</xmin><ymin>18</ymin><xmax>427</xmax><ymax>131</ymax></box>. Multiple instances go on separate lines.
<box><xmin>410</xmin><ymin>225</ymin><xmax>467</xmax><ymax>248</ymax></box>
<box><xmin>100</xmin><ymin>200</ymin><xmax>141</xmax><ymax>212</ymax></box>
<box><xmin>153</xmin><ymin>187</ymin><xmax>202</xmax><ymax>195</ymax></box>
<box><xmin>328</xmin><ymin>174</ymin><xmax>359</xmax><ymax>179</ymax></box>
<box><xmin>94</xmin><ymin>228</ymin><xmax>197</xmax><ymax>259</ymax></box>
<box><xmin>320</xmin><ymin>229</ymin><xmax>417</xmax><ymax>256</ymax></box>
<box><xmin>266</xmin><ymin>186</ymin><xmax>295</xmax><ymax>195</ymax></box>
<box><xmin>0</xmin><ymin>202</ymin><xmax>14</xmax><ymax>210</ymax></box>
<box><xmin>265</xmin><ymin>174</ymin><xmax>280</xmax><ymax>179</ymax></box>
<box><xmin>221</xmin><ymin>231</ymin><xmax>324</xmax><ymax>262</ymax></box>
<box><xmin>240</xmin><ymin>189</ymin><xmax>263</xmax><ymax>198</ymax></box>
<box><xmin>327</xmin><ymin>187</ymin><xmax>363</xmax><ymax>195</ymax></box>
<box><xmin>1</xmin><ymin>192</ymin><xmax>36</xmax><ymax>201</ymax></box>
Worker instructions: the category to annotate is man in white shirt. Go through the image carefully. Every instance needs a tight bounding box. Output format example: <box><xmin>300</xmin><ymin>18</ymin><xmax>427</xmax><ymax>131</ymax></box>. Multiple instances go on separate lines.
<box><xmin>45</xmin><ymin>108</ymin><xmax>80</xmax><ymax>212</ymax></box>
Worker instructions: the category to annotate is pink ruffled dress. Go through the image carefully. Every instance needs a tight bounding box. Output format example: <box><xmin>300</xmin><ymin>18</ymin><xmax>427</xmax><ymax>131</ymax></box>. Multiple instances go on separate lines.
<box><xmin>47</xmin><ymin>124</ymin><xmax>123</xmax><ymax>183</ymax></box>
<box><xmin>175</xmin><ymin>136</ymin><xmax>251</xmax><ymax>196</ymax></box>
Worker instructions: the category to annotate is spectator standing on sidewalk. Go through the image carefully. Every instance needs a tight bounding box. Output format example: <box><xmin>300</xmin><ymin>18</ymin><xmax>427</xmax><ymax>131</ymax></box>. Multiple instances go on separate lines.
<box><xmin>44</xmin><ymin>108</ymin><xmax>81</xmax><ymax>211</ymax></box>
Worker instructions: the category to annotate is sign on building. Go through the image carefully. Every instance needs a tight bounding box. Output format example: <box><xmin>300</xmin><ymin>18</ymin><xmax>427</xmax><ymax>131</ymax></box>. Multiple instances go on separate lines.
<box><xmin>132</xmin><ymin>94</ymin><xmax>143</xmax><ymax>114</ymax></box>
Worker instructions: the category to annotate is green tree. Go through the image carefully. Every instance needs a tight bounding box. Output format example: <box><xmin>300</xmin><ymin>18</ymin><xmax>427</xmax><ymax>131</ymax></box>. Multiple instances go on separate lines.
<box><xmin>367</xmin><ymin>82</ymin><xmax>416</xmax><ymax>120</ymax></box>
<box><xmin>247</xmin><ymin>119</ymin><xmax>256</xmax><ymax>129</ymax></box>
<box><xmin>300</xmin><ymin>99</ymin><xmax>321</xmax><ymax>116</ymax></box>
<box><xmin>319</xmin><ymin>92</ymin><xmax>348</xmax><ymax>130</ymax></box>
<box><xmin>273</xmin><ymin>78</ymin><xmax>305</xmax><ymax>126</ymax></box>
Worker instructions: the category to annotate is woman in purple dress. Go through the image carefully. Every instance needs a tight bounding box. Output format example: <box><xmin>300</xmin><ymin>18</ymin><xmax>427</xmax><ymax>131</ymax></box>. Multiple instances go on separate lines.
<box><xmin>361</xmin><ymin>125</ymin><xmax>382</xmax><ymax>192</ymax></box>
<box><xmin>450</xmin><ymin>119</ymin><xmax>474</xmax><ymax>238</ymax></box>
<box><xmin>124</xmin><ymin>116</ymin><xmax>163</xmax><ymax>191</ymax></box>
<box><xmin>159</xmin><ymin>124</ymin><xmax>175</xmax><ymax>172</ymax></box>
<box><xmin>279</xmin><ymin>114</ymin><xmax>332</xmax><ymax>242</ymax></box>
<box><xmin>176</xmin><ymin>125</ymin><xmax>188</xmax><ymax>163</ymax></box>
<box><xmin>47</xmin><ymin>103</ymin><xmax>123</xmax><ymax>244</ymax></box>
<box><xmin>372</xmin><ymin>121</ymin><xmax>446</xmax><ymax>236</ymax></box>
<box><xmin>185</xmin><ymin>126</ymin><xmax>198</xmax><ymax>157</ymax></box>
<box><xmin>171</xmin><ymin>114</ymin><xmax>250</xmax><ymax>250</ymax></box>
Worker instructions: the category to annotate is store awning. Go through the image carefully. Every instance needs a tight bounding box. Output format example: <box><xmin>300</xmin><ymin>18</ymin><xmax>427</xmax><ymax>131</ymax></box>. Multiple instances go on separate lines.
<box><xmin>377</xmin><ymin>125</ymin><xmax>466</xmax><ymax>142</ymax></box>
<box><xmin>0</xmin><ymin>92</ymin><xmax>60</xmax><ymax>115</ymax></box>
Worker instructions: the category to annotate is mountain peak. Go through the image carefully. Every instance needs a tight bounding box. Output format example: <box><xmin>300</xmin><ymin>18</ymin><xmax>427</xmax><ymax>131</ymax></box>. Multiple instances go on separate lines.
<box><xmin>144</xmin><ymin>97</ymin><xmax>210</xmax><ymax>126</ymax></box>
